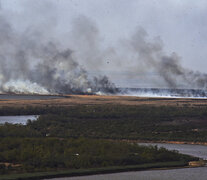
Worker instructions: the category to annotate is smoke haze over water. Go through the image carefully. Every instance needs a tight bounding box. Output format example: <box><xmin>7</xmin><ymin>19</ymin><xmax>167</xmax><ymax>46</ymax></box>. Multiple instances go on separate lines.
<box><xmin>0</xmin><ymin>1</ymin><xmax>207</xmax><ymax>96</ymax></box>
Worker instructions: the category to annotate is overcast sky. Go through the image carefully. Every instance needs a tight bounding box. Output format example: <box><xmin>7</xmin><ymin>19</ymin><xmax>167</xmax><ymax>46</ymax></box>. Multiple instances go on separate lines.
<box><xmin>1</xmin><ymin>0</ymin><xmax>207</xmax><ymax>88</ymax></box>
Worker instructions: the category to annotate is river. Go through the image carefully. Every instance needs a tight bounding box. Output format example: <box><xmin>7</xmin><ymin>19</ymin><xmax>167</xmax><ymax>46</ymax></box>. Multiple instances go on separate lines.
<box><xmin>49</xmin><ymin>143</ymin><xmax>207</xmax><ymax>180</ymax></box>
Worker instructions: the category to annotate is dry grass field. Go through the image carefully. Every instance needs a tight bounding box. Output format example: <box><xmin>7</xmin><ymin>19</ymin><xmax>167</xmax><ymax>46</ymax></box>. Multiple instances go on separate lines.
<box><xmin>0</xmin><ymin>94</ymin><xmax>207</xmax><ymax>108</ymax></box>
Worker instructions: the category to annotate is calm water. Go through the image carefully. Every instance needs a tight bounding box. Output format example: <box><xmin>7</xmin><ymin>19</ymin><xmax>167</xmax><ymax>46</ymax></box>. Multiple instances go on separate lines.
<box><xmin>0</xmin><ymin>115</ymin><xmax>38</xmax><ymax>125</ymax></box>
<box><xmin>50</xmin><ymin>143</ymin><xmax>207</xmax><ymax>180</ymax></box>
<box><xmin>50</xmin><ymin>168</ymin><xmax>207</xmax><ymax>180</ymax></box>
<box><xmin>139</xmin><ymin>143</ymin><xmax>207</xmax><ymax>160</ymax></box>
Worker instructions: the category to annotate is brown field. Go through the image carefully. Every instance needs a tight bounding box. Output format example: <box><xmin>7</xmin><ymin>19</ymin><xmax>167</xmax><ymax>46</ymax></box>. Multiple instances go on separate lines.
<box><xmin>0</xmin><ymin>94</ymin><xmax>207</xmax><ymax>107</ymax></box>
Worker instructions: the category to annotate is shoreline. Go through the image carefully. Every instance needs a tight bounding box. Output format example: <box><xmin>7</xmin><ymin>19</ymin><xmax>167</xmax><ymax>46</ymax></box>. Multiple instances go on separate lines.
<box><xmin>1</xmin><ymin>140</ymin><xmax>206</xmax><ymax>180</ymax></box>
<box><xmin>120</xmin><ymin>139</ymin><xmax>207</xmax><ymax>146</ymax></box>
<box><xmin>0</xmin><ymin>161</ymin><xmax>193</xmax><ymax>180</ymax></box>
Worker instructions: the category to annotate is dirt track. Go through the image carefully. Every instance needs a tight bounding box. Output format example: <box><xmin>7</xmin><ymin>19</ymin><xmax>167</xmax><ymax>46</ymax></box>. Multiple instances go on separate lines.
<box><xmin>0</xmin><ymin>95</ymin><xmax>207</xmax><ymax>107</ymax></box>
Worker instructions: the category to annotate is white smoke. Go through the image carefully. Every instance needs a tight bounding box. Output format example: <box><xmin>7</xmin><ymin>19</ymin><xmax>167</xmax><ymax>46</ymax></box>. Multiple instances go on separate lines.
<box><xmin>1</xmin><ymin>80</ymin><xmax>49</xmax><ymax>94</ymax></box>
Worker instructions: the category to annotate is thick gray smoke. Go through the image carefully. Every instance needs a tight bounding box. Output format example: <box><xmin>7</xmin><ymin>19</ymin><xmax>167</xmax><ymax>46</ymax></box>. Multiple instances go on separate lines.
<box><xmin>129</xmin><ymin>27</ymin><xmax>207</xmax><ymax>89</ymax></box>
<box><xmin>0</xmin><ymin>1</ymin><xmax>207</xmax><ymax>96</ymax></box>
<box><xmin>0</xmin><ymin>6</ymin><xmax>116</xmax><ymax>94</ymax></box>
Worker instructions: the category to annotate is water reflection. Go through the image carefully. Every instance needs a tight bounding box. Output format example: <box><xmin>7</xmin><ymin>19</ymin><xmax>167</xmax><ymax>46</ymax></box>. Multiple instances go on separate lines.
<box><xmin>139</xmin><ymin>143</ymin><xmax>207</xmax><ymax>160</ymax></box>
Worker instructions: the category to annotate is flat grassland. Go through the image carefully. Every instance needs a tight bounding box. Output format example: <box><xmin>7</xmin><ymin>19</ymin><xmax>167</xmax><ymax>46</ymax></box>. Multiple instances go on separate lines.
<box><xmin>0</xmin><ymin>94</ymin><xmax>207</xmax><ymax>107</ymax></box>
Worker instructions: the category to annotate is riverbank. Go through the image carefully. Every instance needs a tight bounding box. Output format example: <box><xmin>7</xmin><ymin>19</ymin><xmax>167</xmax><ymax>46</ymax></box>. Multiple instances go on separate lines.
<box><xmin>121</xmin><ymin>139</ymin><xmax>207</xmax><ymax>146</ymax></box>
<box><xmin>0</xmin><ymin>161</ymin><xmax>189</xmax><ymax>180</ymax></box>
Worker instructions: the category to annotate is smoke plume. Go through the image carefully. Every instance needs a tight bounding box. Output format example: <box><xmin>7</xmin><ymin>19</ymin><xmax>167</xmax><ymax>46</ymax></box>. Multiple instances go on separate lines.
<box><xmin>0</xmin><ymin>6</ymin><xmax>116</xmax><ymax>94</ymax></box>
<box><xmin>0</xmin><ymin>1</ymin><xmax>207</xmax><ymax>96</ymax></box>
<box><xmin>127</xmin><ymin>27</ymin><xmax>207</xmax><ymax>89</ymax></box>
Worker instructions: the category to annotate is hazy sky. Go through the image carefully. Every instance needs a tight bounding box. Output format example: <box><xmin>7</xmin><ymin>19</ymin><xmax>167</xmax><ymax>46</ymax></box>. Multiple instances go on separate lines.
<box><xmin>1</xmin><ymin>0</ymin><xmax>207</xmax><ymax>88</ymax></box>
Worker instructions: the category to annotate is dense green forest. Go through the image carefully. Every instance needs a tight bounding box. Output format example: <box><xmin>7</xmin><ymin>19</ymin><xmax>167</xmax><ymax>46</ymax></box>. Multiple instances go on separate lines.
<box><xmin>1</xmin><ymin>105</ymin><xmax>207</xmax><ymax>141</ymax></box>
